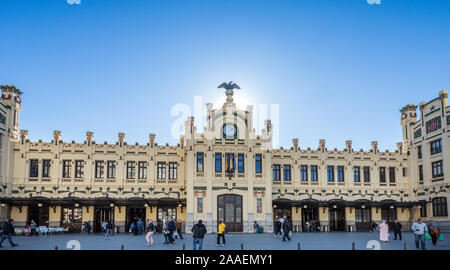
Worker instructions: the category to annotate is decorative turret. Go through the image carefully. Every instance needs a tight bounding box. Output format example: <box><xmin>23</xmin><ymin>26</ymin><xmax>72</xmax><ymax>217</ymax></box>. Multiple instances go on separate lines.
<box><xmin>118</xmin><ymin>132</ymin><xmax>125</xmax><ymax>147</ymax></box>
<box><xmin>1</xmin><ymin>84</ymin><xmax>23</xmax><ymax>141</ymax></box>
<box><xmin>400</xmin><ymin>104</ymin><xmax>418</xmax><ymax>143</ymax></box>
<box><xmin>396</xmin><ymin>142</ymin><xmax>403</xmax><ymax>153</ymax></box>
<box><xmin>20</xmin><ymin>129</ymin><xmax>28</xmax><ymax>144</ymax></box>
<box><xmin>292</xmin><ymin>138</ymin><xmax>299</xmax><ymax>151</ymax></box>
<box><xmin>371</xmin><ymin>141</ymin><xmax>378</xmax><ymax>153</ymax></box>
<box><xmin>53</xmin><ymin>130</ymin><xmax>61</xmax><ymax>145</ymax></box>
<box><xmin>345</xmin><ymin>140</ymin><xmax>353</xmax><ymax>152</ymax></box>
<box><xmin>149</xmin><ymin>133</ymin><xmax>156</xmax><ymax>148</ymax></box>
<box><xmin>86</xmin><ymin>131</ymin><xmax>94</xmax><ymax>146</ymax></box>
<box><xmin>185</xmin><ymin>116</ymin><xmax>195</xmax><ymax>140</ymax></box>
<box><xmin>179</xmin><ymin>135</ymin><xmax>185</xmax><ymax>148</ymax></box>
<box><xmin>319</xmin><ymin>139</ymin><xmax>326</xmax><ymax>151</ymax></box>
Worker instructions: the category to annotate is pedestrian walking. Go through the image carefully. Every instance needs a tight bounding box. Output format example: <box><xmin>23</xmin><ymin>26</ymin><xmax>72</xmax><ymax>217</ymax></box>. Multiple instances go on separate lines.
<box><xmin>167</xmin><ymin>217</ymin><xmax>176</xmax><ymax>245</ymax></box>
<box><xmin>30</xmin><ymin>220</ymin><xmax>37</xmax><ymax>236</ymax></box>
<box><xmin>175</xmin><ymin>219</ymin><xmax>184</xmax><ymax>240</ymax></box>
<box><xmin>371</xmin><ymin>220</ymin><xmax>378</xmax><ymax>232</ymax></box>
<box><xmin>428</xmin><ymin>220</ymin><xmax>440</xmax><ymax>246</ymax></box>
<box><xmin>274</xmin><ymin>217</ymin><xmax>282</xmax><ymax>237</ymax></box>
<box><xmin>282</xmin><ymin>218</ymin><xmax>291</xmax><ymax>242</ymax></box>
<box><xmin>393</xmin><ymin>220</ymin><xmax>403</xmax><ymax>240</ymax></box>
<box><xmin>145</xmin><ymin>219</ymin><xmax>155</xmax><ymax>246</ymax></box>
<box><xmin>192</xmin><ymin>219</ymin><xmax>207</xmax><ymax>250</ymax></box>
<box><xmin>137</xmin><ymin>218</ymin><xmax>144</xmax><ymax>235</ymax></box>
<box><xmin>105</xmin><ymin>221</ymin><xmax>113</xmax><ymax>236</ymax></box>
<box><xmin>379</xmin><ymin>220</ymin><xmax>389</xmax><ymax>243</ymax></box>
<box><xmin>411</xmin><ymin>218</ymin><xmax>428</xmax><ymax>250</ymax></box>
<box><xmin>0</xmin><ymin>219</ymin><xmax>18</xmax><ymax>248</ymax></box>
<box><xmin>217</xmin><ymin>220</ymin><xmax>226</xmax><ymax>247</ymax></box>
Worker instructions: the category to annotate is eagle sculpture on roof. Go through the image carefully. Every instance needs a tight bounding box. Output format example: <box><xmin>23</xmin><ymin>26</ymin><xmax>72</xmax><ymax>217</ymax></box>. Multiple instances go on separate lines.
<box><xmin>218</xmin><ymin>81</ymin><xmax>241</xmax><ymax>91</ymax></box>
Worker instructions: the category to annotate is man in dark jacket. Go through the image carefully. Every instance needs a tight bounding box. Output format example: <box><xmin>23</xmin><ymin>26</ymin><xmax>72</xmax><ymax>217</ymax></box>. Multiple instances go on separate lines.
<box><xmin>0</xmin><ymin>220</ymin><xmax>18</xmax><ymax>248</ymax></box>
<box><xmin>393</xmin><ymin>220</ymin><xmax>403</xmax><ymax>240</ymax></box>
<box><xmin>167</xmin><ymin>217</ymin><xmax>176</xmax><ymax>245</ymax></box>
<box><xmin>282</xmin><ymin>219</ymin><xmax>291</xmax><ymax>242</ymax></box>
<box><xmin>192</xmin><ymin>219</ymin><xmax>207</xmax><ymax>250</ymax></box>
<box><xmin>274</xmin><ymin>217</ymin><xmax>282</xmax><ymax>237</ymax></box>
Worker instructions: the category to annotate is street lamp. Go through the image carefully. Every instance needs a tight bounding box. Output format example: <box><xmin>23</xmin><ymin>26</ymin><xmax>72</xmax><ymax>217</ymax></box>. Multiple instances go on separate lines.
<box><xmin>74</xmin><ymin>203</ymin><xmax>80</xmax><ymax>207</ymax></box>
<box><xmin>37</xmin><ymin>203</ymin><xmax>43</xmax><ymax>208</ymax></box>
<box><xmin>144</xmin><ymin>203</ymin><xmax>149</xmax><ymax>207</ymax></box>
<box><xmin>110</xmin><ymin>203</ymin><xmax>114</xmax><ymax>208</ymax></box>
<box><xmin>303</xmin><ymin>205</ymin><xmax>308</xmax><ymax>209</ymax></box>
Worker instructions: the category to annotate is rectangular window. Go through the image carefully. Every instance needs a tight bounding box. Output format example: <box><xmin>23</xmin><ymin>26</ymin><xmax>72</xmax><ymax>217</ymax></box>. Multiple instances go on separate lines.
<box><xmin>126</xmin><ymin>161</ymin><xmax>136</xmax><ymax>179</ymax></box>
<box><xmin>42</xmin><ymin>160</ymin><xmax>51</xmax><ymax>178</ymax></box>
<box><xmin>257</xmin><ymin>198</ymin><xmax>262</xmax><ymax>214</ymax></box>
<box><xmin>215</xmin><ymin>153</ymin><xmax>222</xmax><ymax>173</ymax></box>
<box><xmin>74</xmin><ymin>160</ymin><xmax>83</xmax><ymax>178</ymax></box>
<box><xmin>225</xmin><ymin>153</ymin><xmax>235</xmax><ymax>173</ymax></box>
<box><xmin>273</xmin><ymin>165</ymin><xmax>281</xmax><ymax>181</ymax></box>
<box><xmin>300</xmin><ymin>165</ymin><xmax>308</xmax><ymax>181</ymax></box>
<box><xmin>138</xmin><ymin>161</ymin><xmax>147</xmax><ymax>179</ymax></box>
<box><xmin>310</xmin><ymin>165</ymin><xmax>318</xmax><ymax>182</ymax></box>
<box><xmin>432</xmin><ymin>197</ymin><xmax>448</xmax><ymax>217</ymax></box>
<box><xmin>327</xmin><ymin>166</ymin><xmax>334</xmax><ymax>182</ymax></box>
<box><xmin>430</xmin><ymin>139</ymin><xmax>442</xmax><ymax>155</ymax></box>
<box><xmin>363</xmin><ymin>166</ymin><xmax>370</xmax><ymax>183</ymax></box>
<box><xmin>255</xmin><ymin>154</ymin><xmax>262</xmax><ymax>174</ymax></box>
<box><xmin>426</xmin><ymin>116</ymin><xmax>441</xmax><ymax>134</ymax></box>
<box><xmin>432</xmin><ymin>160</ymin><xmax>444</xmax><ymax>178</ymax></box>
<box><xmin>197</xmin><ymin>198</ymin><xmax>203</xmax><ymax>213</ymax></box>
<box><xmin>107</xmin><ymin>161</ymin><xmax>116</xmax><ymax>179</ymax></box>
<box><xmin>389</xmin><ymin>167</ymin><xmax>396</xmax><ymax>183</ymax></box>
<box><xmin>283</xmin><ymin>165</ymin><xmax>291</xmax><ymax>181</ymax></box>
<box><xmin>95</xmin><ymin>161</ymin><xmax>104</xmax><ymax>178</ymax></box>
<box><xmin>379</xmin><ymin>167</ymin><xmax>386</xmax><ymax>183</ymax></box>
<box><xmin>29</xmin><ymin>159</ymin><xmax>38</xmax><ymax>178</ymax></box>
<box><xmin>337</xmin><ymin>166</ymin><xmax>345</xmax><ymax>182</ymax></box>
<box><xmin>169</xmin><ymin>162</ymin><xmax>178</xmax><ymax>179</ymax></box>
<box><xmin>353</xmin><ymin>167</ymin><xmax>361</xmax><ymax>183</ymax></box>
<box><xmin>418</xmin><ymin>165</ymin><xmax>423</xmax><ymax>182</ymax></box>
<box><xmin>238</xmin><ymin>154</ymin><xmax>245</xmax><ymax>173</ymax></box>
<box><xmin>420</xmin><ymin>205</ymin><xmax>427</xmax><ymax>217</ymax></box>
<box><xmin>63</xmin><ymin>160</ymin><xmax>72</xmax><ymax>178</ymax></box>
<box><xmin>418</xmin><ymin>146</ymin><xmax>422</xmax><ymax>159</ymax></box>
<box><xmin>157</xmin><ymin>162</ymin><xmax>166</xmax><ymax>179</ymax></box>
<box><xmin>197</xmin><ymin>153</ymin><xmax>204</xmax><ymax>173</ymax></box>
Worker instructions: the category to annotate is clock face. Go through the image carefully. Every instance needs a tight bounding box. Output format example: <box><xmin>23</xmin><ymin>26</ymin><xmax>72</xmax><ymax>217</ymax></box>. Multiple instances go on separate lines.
<box><xmin>224</xmin><ymin>124</ymin><xmax>237</xmax><ymax>138</ymax></box>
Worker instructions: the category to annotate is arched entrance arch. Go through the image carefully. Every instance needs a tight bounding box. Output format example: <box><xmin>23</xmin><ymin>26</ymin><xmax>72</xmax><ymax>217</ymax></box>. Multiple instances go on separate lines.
<box><xmin>217</xmin><ymin>194</ymin><xmax>243</xmax><ymax>232</ymax></box>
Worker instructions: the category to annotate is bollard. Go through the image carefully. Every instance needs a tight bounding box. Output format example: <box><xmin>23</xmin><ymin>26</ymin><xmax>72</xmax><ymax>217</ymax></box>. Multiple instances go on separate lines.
<box><xmin>183</xmin><ymin>243</ymin><xmax>186</xmax><ymax>250</ymax></box>
<box><xmin>121</xmin><ymin>244</ymin><xmax>124</xmax><ymax>250</ymax></box>
<box><xmin>241</xmin><ymin>243</ymin><xmax>244</xmax><ymax>250</ymax></box>
<box><xmin>54</xmin><ymin>246</ymin><xmax>58</xmax><ymax>250</ymax></box>
<box><xmin>297</xmin><ymin>242</ymin><xmax>301</xmax><ymax>250</ymax></box>
<box><xmin>403</xmin><ymin>241</ymin><xmax>407</xmax><ymax>250</ymax></box>
<box><xmin>352</xmin><ymin>242</ymin><xmax>355</xmax><ymax>250</ymax></box>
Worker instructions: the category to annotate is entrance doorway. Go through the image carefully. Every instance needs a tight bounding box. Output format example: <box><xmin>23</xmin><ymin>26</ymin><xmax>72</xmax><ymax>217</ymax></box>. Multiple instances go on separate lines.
<box><xmin>355</xmin><ymin>207</ymin><xmax>372</xmax><ymax>232</ymax></box>
<box><xmin>93</xmin><ymin>207</ymin><xmax>114</xmax><ymax>233</ymax></box>
<box><xmin>61</xmin><ymin>207</ymin><xmax>83</xmax><ymax>232</ymax></box>
<box><xmin>301</xmin><ymin>207</ymin><xmax>319</xmax><ymax>232</ymax></box>
<box><xmin>157</xmin><ymin>207</ymin><xmax>177</xmax><ymax>232</ymax></box>
<box><xmin>381</xmin><ymin>208</ymin><xmax>397</xmax><ymax>229</ymax></box>
<box><xmin>126</xmin><ymin>207</ymin><xmax>146</xmax><ymax>232</ymax></box>
<box><xmin>28</xmin><ymin>206</ymin><xmax>49</xmax><ymax>227</ymax></box>
<box><xmin>217</xmin><ymin>194</ymin><xmax>243</xmax><ymax>232</ymax></box>
<box><xmin>329</xmin><ymin>207</ymin><xmax>346</xmax><ymax>231</ymax></box>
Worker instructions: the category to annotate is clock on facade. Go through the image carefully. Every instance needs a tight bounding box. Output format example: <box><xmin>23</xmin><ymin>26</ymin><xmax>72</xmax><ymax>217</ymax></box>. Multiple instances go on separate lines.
<box><xmin>223</xmin><ymin>124</ymin><xmax>237</xmax><ymax>139</ymax></box>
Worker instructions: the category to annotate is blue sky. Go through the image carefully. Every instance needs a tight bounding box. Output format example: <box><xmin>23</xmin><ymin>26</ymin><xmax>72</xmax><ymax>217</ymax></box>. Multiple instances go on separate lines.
<box><xmin>1</xmin><ymin>0</ymin><xmax>449</xmax><ymax>150</ymax></box>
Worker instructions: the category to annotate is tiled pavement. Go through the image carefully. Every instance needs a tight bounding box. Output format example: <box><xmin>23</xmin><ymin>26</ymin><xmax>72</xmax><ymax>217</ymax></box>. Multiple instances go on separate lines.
<box><xmin>1</xmin><ymin>232</ymin><xmax>449</xmax><ymax>250</ymax></box>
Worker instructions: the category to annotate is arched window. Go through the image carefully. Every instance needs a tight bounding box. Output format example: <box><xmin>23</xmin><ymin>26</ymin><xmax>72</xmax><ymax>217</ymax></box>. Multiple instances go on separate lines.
<box><xmin>432</xmin><ymin>197</ymin><xmax>448</xmax><ymax>217</ymax></box>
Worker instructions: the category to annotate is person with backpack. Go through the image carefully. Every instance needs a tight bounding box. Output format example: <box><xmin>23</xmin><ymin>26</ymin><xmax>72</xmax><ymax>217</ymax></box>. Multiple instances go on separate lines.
<box><xmin>105</xmin><ymin>221</ymin><xmax>113</xmax><ymax>236</ymax></box>
<box><xmin>192</xmin><ymin>219</ymin><xmax>207</xmax><ymax>250</ymax></box>
<box><xmin>0</xmin><ymin>220</ymin><xmax>18</xmax><ymax>248</ymax></box>
<box><xmin>282</xmin><ymin>218</ymin><xmax>291</xmax><ymax>242</ymax></box>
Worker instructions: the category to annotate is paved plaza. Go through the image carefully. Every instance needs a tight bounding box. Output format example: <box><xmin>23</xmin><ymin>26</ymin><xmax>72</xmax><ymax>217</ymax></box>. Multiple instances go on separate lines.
<box><xmin>1</xmin><ymin>232</ymin><xmax>449</xmax><ymax>250</ymax></box>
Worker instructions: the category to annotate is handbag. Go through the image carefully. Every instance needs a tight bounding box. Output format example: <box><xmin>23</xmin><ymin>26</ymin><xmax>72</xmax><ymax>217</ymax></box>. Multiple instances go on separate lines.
<box><xmin>438</xmin><ymin>234</ymin><xmax>444</xmax><ymax>241</ymax></box>
<box><xmin>424</xmin><ymin>233</ymin><xmax>431</xmax><ymax>240</ymax></box>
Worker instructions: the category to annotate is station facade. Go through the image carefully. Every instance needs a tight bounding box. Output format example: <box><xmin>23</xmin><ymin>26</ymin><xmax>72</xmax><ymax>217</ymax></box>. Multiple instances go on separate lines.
<box><xmin>0</xmin><ymin>84</ymin><xmax>448</xmax><ymax>233</ymax></box>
